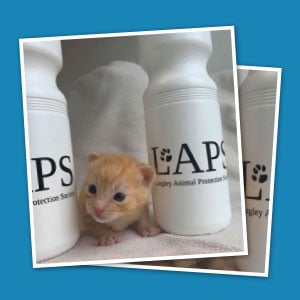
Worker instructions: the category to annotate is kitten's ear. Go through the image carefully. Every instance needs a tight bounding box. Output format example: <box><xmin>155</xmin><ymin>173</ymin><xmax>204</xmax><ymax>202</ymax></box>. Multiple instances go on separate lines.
<box><xmin>88</xmin><ymin>152</ymin><xmax>101</xmax><ymax>162</ymax></box>
<box><xmin>139</xmin><ymin>165</ymin><xmax>156</xmax><ymax>187</ymax></box>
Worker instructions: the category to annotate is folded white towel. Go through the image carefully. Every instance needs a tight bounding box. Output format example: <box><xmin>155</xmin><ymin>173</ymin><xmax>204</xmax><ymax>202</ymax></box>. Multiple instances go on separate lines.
<box><xmin>67</xmin><ymin>61</ymin><xmax>149</xmax><ymax>185</ymax></box>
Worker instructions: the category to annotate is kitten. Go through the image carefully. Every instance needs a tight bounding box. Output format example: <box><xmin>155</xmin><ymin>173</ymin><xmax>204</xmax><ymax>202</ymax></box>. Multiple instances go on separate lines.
<box><xmin>78</xmin><ymin>152</ymin><xmax>161</xmax><ymax>246</ymax></box>
<box><xmin>171</xmin><ymin>257</ymin><xmax>238</xmax><ymax>270</ymax></box>
<box><xmin>137</xmin><ymin>257</ymin><xmax>238</xmax><ymax>271</ymax></box>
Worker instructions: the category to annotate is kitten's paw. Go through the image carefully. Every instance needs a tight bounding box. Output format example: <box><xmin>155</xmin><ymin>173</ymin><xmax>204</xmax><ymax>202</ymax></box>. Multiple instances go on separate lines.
<box><xmin>96</xmin><ymin>233</ymin><xmax>121</xmax><ymax>246</ymax></box>
<box><xmin>173</xmin><ymin>259</ymin><xmax>199</xmax><ymax>268</ymax></box>
<box><xmin>138</xmin><ymin>225</ymin><xmax>161</xmax><ymax>237</ymax></box>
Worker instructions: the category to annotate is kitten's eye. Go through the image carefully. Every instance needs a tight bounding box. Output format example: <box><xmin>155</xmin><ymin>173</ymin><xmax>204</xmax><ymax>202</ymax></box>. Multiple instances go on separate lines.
<box><xmin>88</xmin><ymin>184</ymin><xmax>97</xmax><ymax>195</ymax></box>
<box><xmin>113</xmin><ymin>192</ymin><xmax>126</xmax><ymax>202</ymax></box>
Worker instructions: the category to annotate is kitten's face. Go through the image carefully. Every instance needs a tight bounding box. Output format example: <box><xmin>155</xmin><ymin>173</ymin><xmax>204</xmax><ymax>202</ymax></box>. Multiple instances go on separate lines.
<box><xmin>81</xmin><ymin>153</ymin><xmax>155</xmax><ymax>224</ymax></box>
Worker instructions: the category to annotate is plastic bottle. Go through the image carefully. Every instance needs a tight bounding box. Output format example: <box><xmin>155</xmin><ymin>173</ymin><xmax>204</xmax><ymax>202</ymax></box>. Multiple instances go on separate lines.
<box><xmin>139</xmin><ymin>32</ymin><xmax>231</xmax><ymax>235</ymax></box>
<box><xmin>22</xmin><ymin>40</ymin><xmax>80</xmax><ymax>262</ymax></box>
<box><xmin>236</xmin><ymin>69</ymin><xmax>278</xmax><ymax>273</ymax></box>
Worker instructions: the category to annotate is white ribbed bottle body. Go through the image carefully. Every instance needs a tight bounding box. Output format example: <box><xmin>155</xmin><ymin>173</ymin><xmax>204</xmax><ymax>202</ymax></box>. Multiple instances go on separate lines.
<box><xmin>236</xmin><ymin>70</ymin><xmax>277</xmax><ymax>272</ymax></box>
<box><xmin>24</xmin><ymin>41</ymin><xmax>80</xmax><ymax>262</ymax></box>
<box><xmin>139</xmin><ymin>32</ymin><xmax>231</xmax><ymax>235</ymax></box>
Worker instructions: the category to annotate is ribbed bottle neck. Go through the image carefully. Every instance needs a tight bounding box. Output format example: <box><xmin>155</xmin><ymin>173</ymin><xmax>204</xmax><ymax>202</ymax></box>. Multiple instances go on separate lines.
<box><xmin>144</xmin><ymin>87</ymin><xmax>218</xmax><ymax>110</ymax></box>
<box><xmin>241</xmin><ymin>89</ymin><xmax>276</xmax><ymax>110</ymax></box>
<box><xmin>27</xmin><ymin>96</ymin><xmax>67</xmax><ymax>114</ymax></box>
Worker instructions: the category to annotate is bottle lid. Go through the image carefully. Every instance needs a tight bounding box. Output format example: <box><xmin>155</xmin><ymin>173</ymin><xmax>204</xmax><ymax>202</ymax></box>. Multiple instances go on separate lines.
<box><xmin>138</xmin><ymin>31</ymin><xmax>216</xmax><ymax>100</ymax></box>
<box><xmin>139</xmin><ymin>31</ymin><xmax>212</xmax><ymax>63</ymax></box>
<box><xmin>23</xmin><ymin>40</ymin><xmax>63</xmax><ymax>72</ymax></box>
<box><xmin>23</xmin><ymin>40</ymin><xmax>66</xmax><ymax>109</ymax></box>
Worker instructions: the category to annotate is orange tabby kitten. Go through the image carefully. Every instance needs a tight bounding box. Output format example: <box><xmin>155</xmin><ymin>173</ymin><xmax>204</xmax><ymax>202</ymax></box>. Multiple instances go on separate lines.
<box><xmin>78</xmin><ymin>152</ymin><xmax>161</xmax><ymax>246</ymax></box>
<box><xmin>138</xmin><ymin>257</ymin><xmax>238</xmax><ymax>271</ymax></box>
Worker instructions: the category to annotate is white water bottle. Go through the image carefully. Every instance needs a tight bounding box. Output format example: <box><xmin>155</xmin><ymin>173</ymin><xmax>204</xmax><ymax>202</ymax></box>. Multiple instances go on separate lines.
<box><xmin>23</xmin><ymin>41</ymin><xmax>80</xmax><ymax>262</ymax></box>
<box><xmin>236</xmin><ymin>70</ymin><xmax>278</xmax><ymax>273</ymax></box>
<box><xmin>139</xmin><ymin>32</ymin><xmax>231</xmax><ymax>235</ymax></box>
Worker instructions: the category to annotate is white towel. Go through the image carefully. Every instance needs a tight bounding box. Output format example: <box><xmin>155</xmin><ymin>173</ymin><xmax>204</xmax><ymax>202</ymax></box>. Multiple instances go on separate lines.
<box><xmin>68</xmin><ymin>61</ymin><xmax>149</xmax><ymax>185</ymax></box>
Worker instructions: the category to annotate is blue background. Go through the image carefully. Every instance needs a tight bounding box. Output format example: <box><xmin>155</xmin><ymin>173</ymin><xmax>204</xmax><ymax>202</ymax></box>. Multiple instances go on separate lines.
<box><xmin>2</xmin><ymin>1</ymin><xmax>298</xmax><ymax>298</ymax></box>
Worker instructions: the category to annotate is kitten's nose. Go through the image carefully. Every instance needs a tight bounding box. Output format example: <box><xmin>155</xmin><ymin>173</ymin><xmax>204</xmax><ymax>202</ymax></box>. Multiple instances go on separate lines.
<box><xmin>94</xmin><ymin>207</ymin><xmax>104</xmax><ymax>215</ymax></box>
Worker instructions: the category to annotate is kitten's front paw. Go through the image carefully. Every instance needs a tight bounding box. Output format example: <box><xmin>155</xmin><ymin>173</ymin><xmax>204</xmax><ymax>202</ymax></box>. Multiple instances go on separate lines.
<box><xmin>96</xmin><ymin>233</ymin><xmax>121</xmax><ymax>246</ymax></box>
<box><xmin>173</xmin><ymin>259</ymin><xmax>199</xmax><ymax>268</ymax></box>
<box><xmin>138</xmin><ymin>225</ymin><xmax>161</xmax><ymax>237</ymax></box>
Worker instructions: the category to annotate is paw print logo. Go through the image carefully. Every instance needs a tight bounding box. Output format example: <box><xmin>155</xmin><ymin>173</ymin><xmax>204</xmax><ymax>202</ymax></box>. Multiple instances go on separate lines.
<box><xmin>252</xmin><ymin>164</ymin><xmax>268</xmax><ymax>183</ymax></box>
<box><xmin>160</xmin><ymin>148</ymin><xmax>172</xmax><ymax>162</ymax></box>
